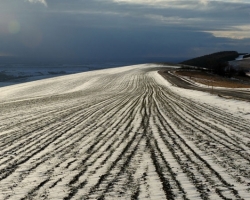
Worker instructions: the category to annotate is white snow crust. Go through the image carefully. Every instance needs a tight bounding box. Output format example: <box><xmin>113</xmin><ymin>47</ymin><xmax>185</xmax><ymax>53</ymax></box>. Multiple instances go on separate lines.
<box><xmin>0</xmin><ymin>64</ymin><xmax>250</xmax><ymax>199</ymax></box>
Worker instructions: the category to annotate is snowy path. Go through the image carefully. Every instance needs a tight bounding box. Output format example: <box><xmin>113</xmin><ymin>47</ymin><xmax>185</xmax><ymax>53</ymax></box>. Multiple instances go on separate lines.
<box><xmin>0</xmin><ymin>64</ymin><xmax>250</xmax><ymax>199</ymax></box>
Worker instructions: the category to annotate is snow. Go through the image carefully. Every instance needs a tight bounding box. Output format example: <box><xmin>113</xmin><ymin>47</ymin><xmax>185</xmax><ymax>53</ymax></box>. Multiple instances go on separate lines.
<box><xmin>0</xmin><ymin>64</ymin><xmax>250</xmax><ymax>199</ymax></box>
<box><xmin>152</xmin><ymin>70</ymin><xmax>250</xmax><ymax>120</ymax></box>
<box><xmin>0</xmin><ymin>63</ymin><xmax>132</xmax><ymax>88</ymax></box>
<box><xmin>235</xmin><ymin>55</ymin><xmax>244</xmax><ymax>61</ymax></box>
<box><xmin>171</xmin><ymin>71</ymin><xmax>250</xmax><ymax>91</ymax></box>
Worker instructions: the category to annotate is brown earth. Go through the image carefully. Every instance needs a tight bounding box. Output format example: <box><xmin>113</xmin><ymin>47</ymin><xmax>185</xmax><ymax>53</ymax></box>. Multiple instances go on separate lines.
<box><xmin>175</xmin><ymin>70</ymin><xmax>250</xmax><ymax>88</ymax></box>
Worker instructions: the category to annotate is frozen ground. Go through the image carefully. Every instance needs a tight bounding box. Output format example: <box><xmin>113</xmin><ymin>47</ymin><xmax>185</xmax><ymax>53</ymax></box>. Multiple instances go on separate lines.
<box><xmin>0</xmin><ymin>64</ymin><xmax>250</xmax><ymax>199</ymax></box>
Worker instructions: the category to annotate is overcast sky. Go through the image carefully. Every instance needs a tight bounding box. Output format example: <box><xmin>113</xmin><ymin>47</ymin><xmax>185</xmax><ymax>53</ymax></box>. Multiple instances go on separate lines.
<box><xmin>0</xmin><ymin>0</ymin><xmax>250</xmax><ymax>63</ymax></box>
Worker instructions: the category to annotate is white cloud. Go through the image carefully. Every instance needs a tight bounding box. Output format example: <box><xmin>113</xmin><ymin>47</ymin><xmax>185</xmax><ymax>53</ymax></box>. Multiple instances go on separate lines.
<box><xmin>204</xmin><ymin>25</ymin><xmax>250</xmax><ymax>39</ymax></box>
<box><xmin>110</xmin><ymin>0</ymin><xmax>197</xmax><ymax>9</ymax></box>
<box><xmin>55</xmin><ymin>10</ymin><xmax>129</xmax><ymax>17</ymax></box>
<box><xmin>199</xmin><ymin>0</ymin><xmax>209</xmax><ymax>6</ymax></box>
<box><xmin>27</xmin><ymin>0</ymin><xmax>47</xmax><ymax>7</ymax></box>
<box><xmin>109</xmin><ymin>0</ymin><xmax>250</xmax><ymax>9</ymax></box>
<box><xmin>146</xmin><ymin>14</ymin><xmax>205</xmax><ymax>25</ymax></box>
<box><xmin>111</xmin><ymin>0</ymin><xmax>250</xmax><ymax>3</ymax></box>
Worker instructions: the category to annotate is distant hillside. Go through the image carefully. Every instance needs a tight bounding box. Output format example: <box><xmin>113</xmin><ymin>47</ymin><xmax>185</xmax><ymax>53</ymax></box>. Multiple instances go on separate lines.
<box><xmin>180</xmin><ymin>51</ymin><xmax>239</xmax><ymax>69</ymax></box>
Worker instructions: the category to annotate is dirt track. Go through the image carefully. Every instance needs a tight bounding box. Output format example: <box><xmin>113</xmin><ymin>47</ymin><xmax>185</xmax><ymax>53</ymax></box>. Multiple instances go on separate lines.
<box><xmin>159</xmin><ymin>70</ymin><xmax>250</xmax><ymax>102</ymax></box>
<box><xmin>0</xmin><ymin>64</ymin><xmax>250</xmax><ymax>199</ymax></box>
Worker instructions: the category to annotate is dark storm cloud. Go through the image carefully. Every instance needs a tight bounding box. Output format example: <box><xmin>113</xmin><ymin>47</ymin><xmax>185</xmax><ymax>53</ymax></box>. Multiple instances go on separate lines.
<box><xmin>0</xmin><ymin>0</ymin><xmax>249</xmax><ymax>63</ymax></box>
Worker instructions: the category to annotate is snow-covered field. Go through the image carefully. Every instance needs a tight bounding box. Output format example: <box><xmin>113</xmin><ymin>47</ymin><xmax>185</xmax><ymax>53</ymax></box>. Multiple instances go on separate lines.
<box><xmin>0</xmin><ymin>64</ymin><xmax>250</xmax><ymax>199</ymax></box>
<box><xmin>0</xmin><ymin>63</ymin><xmax>126</xmax><ymax>87</ymax></box>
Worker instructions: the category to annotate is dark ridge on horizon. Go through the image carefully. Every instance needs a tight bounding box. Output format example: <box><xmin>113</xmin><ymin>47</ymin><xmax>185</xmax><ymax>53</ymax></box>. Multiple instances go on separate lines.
<box><xmin>180</xmin><ymin>51</ymin><xmax>239</xmax><ymax>69</ymax></box>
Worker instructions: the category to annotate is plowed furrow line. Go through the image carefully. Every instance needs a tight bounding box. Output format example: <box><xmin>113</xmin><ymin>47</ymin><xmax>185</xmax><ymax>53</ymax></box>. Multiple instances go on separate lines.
<box><xmin>88</xmin><ymin>104</ymin><xmax>145</xmax><ymax>199</ymax></box>
<box><xmin>152</xmin><ymin>111</ymin><xmax>217</xmax><ymax>199</ymax></box>
<box><xmin>158</xmin><ymin>85</ymin><xmax>250</xmax><ymax>132</ymax></box>
<box><xmin>157</xmin><ymin>91</ymin><xmax>250</xmax><ymax>162</ymax></box>
<box><xmin>156</xmin><ymin>85</ymin><xmax>250</xmax><ymax>143</ymax></box>
<box><xmin>153</xmin><ymin>93</ymin><xmax>245</xmax><ymax>199</ymax></box>
<box><xmin>0</xmin><ymin>102</ymin><xmax>95</xmax><ymax>149</ymax></box>
<box><xmin>150</xmin><ymin>117</ymin><xmax>201</xmax><ymax>199</ymax></box>
<box><xmin>139</xmin><ymin>81</ymin><xmax>177</xmax><ymax>200</ymax></box>
<box><xmin>155</xmin><ymin>79</ymin><xmax>249</xmax><ymax>129</ymax></box>
<box><xmin>62</xmin><ymin>90</ymin><xmax>146</xmax><ymax>198</ymax></box>
<box><xmin>1</xmin><ymin>94</ymin><xmax>142</xmax><ymax>197</ymax></box>
<box><xmin>180</xmin><ymin>99</ymin><xmax>250</xmax><ymax>134</ymax></box>
<box><xmin>61</xmin><ymin>97</ymin><xmax>144</xmax><ymax>199</ymax></box>
<box><xmin>145</xmin><ymin>135</ymin><xmax>175</xmax><ymax>200</ymax></box>
<box><xmin>102</xmin><ymin>137</ymin><xmax>147</xmax><ymax>200</ymax></box>
<box><xmin>163</xmin><ymin>102</ymin><xmax>250</xmax><ymax>167</ymax></box>
<box><xmin>50</xmin><ymin>93</ymin><xmax>139</xmax><ymax>150</ymax></box>
<box><xmin>0</xmin><ymin>93</ymin><xmax>120</xmax><ymax>144</ymax></box>
<box><xmin>1</xmin><ymin>66</ymin><xmax>250</xmax><ymax>199</ymax></box>
<box><xmin>66</xmin><ymin>95</ymin><xmax>142</xmax><ymax>167</ymax></box>
<box><xmin>19</xmin><ymin>179</ymin><xmax>50</xmax><ymax>200</ymax></box>
<box><xmin>155</xmin><ymin>89</ymin><xmax>250</xmax><ymax>182</ymax></box>
<box><xmin>148</xmin><ymin>97</ymin><xmax>193</xmax><ymax>199</ymax></box>
<box><xmin>84</xmin><ymin>134</ymin><xmax>143</xmax><ymax>200</ymax></box>
<box><xmin>0</xmin><ymin>93</ymin><xmax>126</xmax><ymax>158</ymax></box>
<box><xmin>0</xmin><ymin>99</ymin><xmax>84</xmax><ymax>134</ymax></box>
<box><xmin>145</xmin><ymin>84</ymin><xmax>192</xmax><ymax>199</ymax></box>
<box><xmin>165</xmin><ymin>90</ymin><xmax>250</xmax><ymax>141</ymax></box>
<box><xmin>0</xmin><ymin>107</ymin><xmax>91</xmax><ymax>167</ymax></box>
<box><xmin>94</xmin><ymin>135</ymin><xmax>144</xmax><ymax>199</ymax></box>
<box><xmin>0</xmin><ymin>95</ymin><xmax>123</xmax><ymax>180</ymax></box>
<box><xmin>181</xmin><ymin>96</ymin><xmax>250</xmax><ymax>128</ymax></box>
<box><xmin>164</xmin><ymin>97</ymin><xmax>248</xmax><ymax>151</ymax></box>
<box><xmin>99</xmin><ymin>73</ymin><xmax>138</xmax><ymax>92</ymax></box>
<box><xmin>0</xmin><ymin>85</ymin><xmax>138</xmax><ymax>197</ymax></box>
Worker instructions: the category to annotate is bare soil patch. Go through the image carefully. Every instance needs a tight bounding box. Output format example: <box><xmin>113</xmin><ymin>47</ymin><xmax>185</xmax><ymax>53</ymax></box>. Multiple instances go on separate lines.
<box><xmin>175</xmin><ymin>70</ymin><xmax>250</xmax><ymax>88</ymax></box>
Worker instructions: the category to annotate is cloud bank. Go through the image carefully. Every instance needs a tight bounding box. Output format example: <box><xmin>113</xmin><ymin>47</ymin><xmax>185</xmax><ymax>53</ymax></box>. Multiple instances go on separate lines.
<box><xmin>205</xmin><ymin>25</ymin><xmax>250</xmax><ymax>39</ymax></box>
<box><xmin>0</xmin><ymin>0</ymin><xmax>249</xmax><ymax>63</ymax></box>
<box><xmin>27</xmin><ymin>0</ymin><xmax>47</xmax><ymax>6</ymax></box>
